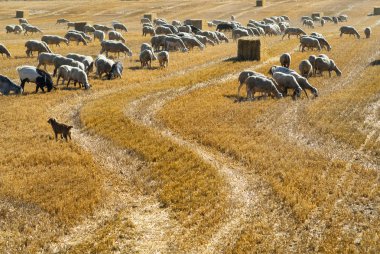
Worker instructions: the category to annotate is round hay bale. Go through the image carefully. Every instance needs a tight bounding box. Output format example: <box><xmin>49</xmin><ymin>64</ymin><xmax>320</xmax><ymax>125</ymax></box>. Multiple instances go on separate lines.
<box><xmin>237</xmin><ymin>37</ymin><xmax>261</xmax><ymax>61</ymax></box>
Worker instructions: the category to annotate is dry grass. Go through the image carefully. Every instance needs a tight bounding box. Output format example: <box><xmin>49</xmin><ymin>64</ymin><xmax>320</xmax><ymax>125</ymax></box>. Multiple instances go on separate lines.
<box><xmin>0</xmin><ymin>0</ymin><xmax>379</xmax><ymax>252</ymax></box>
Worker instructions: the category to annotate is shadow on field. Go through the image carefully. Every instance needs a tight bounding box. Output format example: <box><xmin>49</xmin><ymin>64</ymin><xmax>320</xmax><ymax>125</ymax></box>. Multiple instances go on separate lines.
<box><xmin>369</xmin><ymin>60</ymin><xmax>380</xmax><ymax>66</ymax></box>
<box><xmin>223</xmin><ymin>57</ymin><xmax>239</xmax><ymax>63</ymax></box>
<box><xmin>129</xmin><ymin>66</ymin><xmax>160</xmax><ymax>71</ymax></box>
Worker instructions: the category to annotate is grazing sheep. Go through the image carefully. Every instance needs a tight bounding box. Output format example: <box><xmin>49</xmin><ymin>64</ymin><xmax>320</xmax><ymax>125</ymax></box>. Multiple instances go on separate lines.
<box><xmin>155</xmin><ymin>26</ymin><xmax>173</xmax><ymax>35</ymax></box>
<box><xmin>93</xmin><ymin>24</ymin><xmax>114</xmax><ymax>32</ymax></box>
<box><xmin>157</xmin><ymin>51</ymin><xmax>169</xmax><ymax>68</ymax></box>
<box><xmin>113</xmin><ymin>22</ymin><xmax>128</xmax><ymax>32</ymax></box>
<box><xmin>237</xmin><ymin>71</ymin><xmax>265</xmax><ymax>98</ymax></box>
<box><xmin>37</xmin><ymin>52</ymin><xmax>61</xmax><ymax>70</ymax></box>
<box><xmin>162</xmin><ymin>24</ymin><xmax>178</xmax><ymax>33</ymax></box>
<box><xmin>272</xmin><ymin>72</ymin><xmax>303</xmax><ymax>99</ymax></box>
<box><xmin>24</xmin><ymin>24</ymin><xmax>42</xmax><ymax>35</ymax></box>
<box><xmin>95</xmin><ymin>54</ymin><xmax>115</xmax><ymax>79</ymax></box>
<box><xmin>314</xmin><ymin>57</ymin><xmax>342</xmax><ymax>77</ymax></box>
<box><xmin>151</xmin><ymin>35</ymin><xmax>167</xmax><ymax>51</ymax></box>
<box><xmin>310</xmin><ymin>35</ymin><xmax>332</xmax><ymax>51</ymax></box>
<box><xmin>0</xmin><ymin>75</ymin><xmax>23</xmax><ymax>95</ymax></box>
<box><xmin>5</xmin><ymin>25</ymin><xmax>15</xmax><ymax>33</ymax></box>
<box><xmin>109</xmin><ymin>62</ymin><xmax>123</xmax><ymax>79</ymax></box>
<box><xmin>41</xmin><ymin>35</ymin><xmax>69</xmax><ymax>47</ymax></box>
<box><xmin>68</xmin><ymin>30</ymin><xmax>92</xmax><ymax>42</ymax></box>
<box><xmin>182</xmin><ymin>37</ymin><xmax>205</xmax><ymax>51</ymax></box>
<box><xmin>332</xmin><ymin>17</ymin><xmax>338</xmax><ymax>24</ymax></box>
<box><xmin>164</xmin><ymin>36</ymin><xmax>188</xmax><ymax>52</ymax></box>
<box><xmin>340</xmin><ymin>26</ymin><xmax>360</xmax><ymax>39</ymax></box>
<box><xmin>280</xmin><ymin>53</ymin><xmax>291</xmax><ymax>68</ymax></box>
<box><xmin>140</xmin><ymin>18</ymin><xmax>152</xmax><ymax>25</ymax></box>
<box><xmin>56</xmin><ymin>65</ymin><xmax>73</xmax><ymax>86</ymax></box>
<box><xmin>364</xmin><ymin>27</ymin><xmax>371</xmax><ymax>39</ymax></box>
<box><xmin>93</xmin><ymin>30</ymin><xmax>105</xmax><ymax>42</ymax></box>
<box><xmin>178</xmin><ymin>25</ymin><xmax>192</xmax><ymax>33</ymax></box>
<box><xmin>215</xmin><ymin>32</ymin><xmax>229</xmax><ymax>43</ymax></box>
<box><xmin>100</xmin><ymin>40</ymin><xmax>133</xmax><ymax>57</ymax></box>
<box><xmin>140</xmin><ymin>43</ymin><xmax>153</xmax><ymax>52</ymax></box>
<box><xmin>67</xmin><ymin>67</ymin><xmax>90</xmax><ymax>89</ymax></box>
<box><xmin>56</xmin><ymin>18</ymin><xmax>69</xmax><ymax>24</ymax></box>
<box><xmin>17</xmin><ymin>65</ymin><xmax>54</xmax><ymax>92</ymax></box>
<box><xmin>195</xmin><ymin>35</ymin><xmax>215</xmax><ymax>46</ymax></box>
<box><xmin>84</xmin><ymin>25</ymin><xmax>96</xmax><ymax>34</ymax></box>
<box><xmin>143</xmin><ymin>26</ymin><xmax>156</xmax><ymax>37</ymax></box>
<box><xmin>299</xmin><ymin>60</ymin><xmax>313</xmax><ymax>78</ymax></box>
<box><xmin>270</xmin><ymin>66</ymin><xmax>318</xmax><ymax>97</ymax></box>
<box><xmin>67</xmin><ymin>22</ymin><xmax>75</xmax><ymax>29</ymax></box>
<box><xmin>25</xmin><ymin>40</ymin><xmax>52</xmax><ymax>57</ymax></box>
<box><xmin>303</xmin><ymin>20</ymin><xmax>314</xmax><ymax>28</ymax></box>
<box><xmin>66</xmin><ymin>53</ymin><xmax>94</xmax><ymax>74</ymax></box>
<box><xmin>245</xmin><ymin>76</ymin><xmax>283</xmax><ymax>100</ymax></box>
<box><xmin>232</xmin><ymin>28</ymin><xmax>249</xmax><ymax>41</ymax></box>
<box><xmin>14</xmin><ymin>25</ymin><xmax>23</xmax><ymax>34</ymax></box>
<box><xmin>53</xmin><ymin>56</ymin><xmax>85</xmax><ymax>76</ymax></box>
<box><xmin>19</xmin><ymin>18</ymin><xmax>28</xmax><ymax>24</ymax></box>
<box><xmin>197</xmin><ymin>31</ymin><xmax>220</xmax><ymax>44</ymax></box>
<box><xmin>216</xmin><ymin>23</ymin><xmax>236</xmax><ymax>32</ymax></box>
<box><xmin>140</xmin><ymin>49</ymin><xmax>156</xmax><ymax>68</ymax></box>
<box><xmin>47</xmin><ymin>118</ymin><xmax>73</xmax><ymax>141</ymax></box>
<box><xmin>321</xmin><ymin>19</ymin><xmax>326</xmax><ymax>27</ymax></box>
<box><xmin>322</xmin><ymin>16</ymin><xmax>333</xmax><ymax>22</ymax></box>
<box><xmin>299</xmin><ymin>36</ymin><xmax>321</xmax><ymax>52</ymax></box>
<box><xmin>65</xmin><ymin>31</ymin><xmax>88</xmax><ymax>45</ymax></box>
<box><xmin>338</xmin><ymin>15</ymin><xmax>348</xmax><ymax>22</ymax></box>
<box><xmin>282</xmin><ymin>27</ymin><xmax>306</xmax><ymax>39</ymax></box>
<box><xmin>0</xmin><ymin>44</ymin><xmax>11</xmax><ymax>58</ymax></box>
<box><xmin>108</xmin><ymin>31</ymin><xmax>126</xmax><ymax>43</ymax></box>
<box><xmin>172</xmin><ymin>20</ymin><xmax>182</xmax><ymax>26</ymax></box>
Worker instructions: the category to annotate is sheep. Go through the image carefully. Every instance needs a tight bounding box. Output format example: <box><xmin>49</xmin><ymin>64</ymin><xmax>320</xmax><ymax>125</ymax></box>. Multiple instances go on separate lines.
<box><xmin>195</xmin><ymin>35</ymin><xmax>215</xmax><ymax>46</ymax></box>
<box><xmin>0</xmin><ymin>75</ymin><xmax>23</xmax><ymax>95</ymax></box>
<box><xmin>215</xmin><ymin>32</ymin><xmax>229</xmax><ymax>43</ymax></box>
<box><xmin>67</xmin><ymin>22</ymin><xmax>75</xmax><ymax>29</ymax></box>
<box><xmin>321</xmin><ymin>19</ymin><xmax>326</xmax><ymax>27</ymax></box>
<box><xmin>84</xmin><ymin>25</ymin><xmax>96</xmax><ymax>34</ymax></box>
<box><xmin>340</xmin><ymin>26</ymin><xmax>360</xmax><ymax>39</ymax></box>
<box><xmin>143</xmin><ymin>26</ymin><xmax>156</xmax><ymax>37</ymax></box>
<box><xmin>151</xmin><ymin>35</ymin><xmax>167</xmax><ymax>51</ymax></box>
<box><xmin>100</xmin><ymin>40</ymin><xmax>133</xmax><ymax>58</ymax></box>
<box><xmin>19</xmin><ymin>18</ymin><xmax>28</xmax><ymax>24</ymax></box>
<box><xmin>93</xmin><ymin>30</ymin><xmax>105</xmax><ymax>42</ymax></box>
<box><xmin>108</xmin><ymin>31</ymin><xmax>126</xmax><ymax>43</ymax></box>
<box><xmin>14</xmin><ymin>25</ymin><xmax>23</xmax><ymax>34</ymax></box>
<box><xmin>56</xmin><ymin>18</ymin><xmax>69</xmax><ymax>24</ymax></box>
<box><xmin>282</xmin><ymin>27</ymin><xmax>306</xmax><ymax>39</ymax></box>
<box><xmin>245</xmin><ymin>76</ymin><xmax>283</xmax><ymax>100</ymax></box>
<box><xmin>232</xmin><ymin>28</ymin><xmax>249</xmax><ymax>41</ymax></box>
<box><xmin>216</xmin><ymin>23</ymin><xmax>236</xmax><ymax>32</ymax></box>
<box><xmin>272</xmin><ymin>72</ymin><xmax>303</xmax><ymax>99</ymax></box>
<box><xmin>65</xmin><ymin>31</ymin><xmax>87</xmax><ymax>45</ymax></box>
<box><xmin>41</xmin><ymin>35</ymin><xmax>69</xmax><ymax>47</ymax></box>
<box><xmin>5</xmin><ymin>25</ymin><xmax>15</xmax><ymax>33</ymax></box>
<box><xmin>109</xmin><ymin>62</ymin><xmax>123</xmax><ymax>79</ymax></box>
<box><xmin>67</xmin><ymin>67</ymin><xmax>90</xmax><ymax>89</ymax></box>
<box><xmin>237</xmin><ymin>71</ymin><xmax>265</xmax><ymax>98</ymax></box>
<box><xmin>141</xmin><ymin>43</ymin><xmax>153</xmax><ymax>52</ymax></box>
<box><xmin>280</xmin><ymin>53</ymin><xmax>291</xmax><ymax>68</ymax></box>
<box><xmin>338</xmin><ymin>15</ymin><xmax>348</xmax><ymax>22</ymax></box>
<box><xmin>68</xmin><ymin>30</ymin><xmax>92</xmax><ymax>42</ymax></box>
<box><xmin>155</xmin><ymin>19</ymin><xmax>168</xmax><ymax>26</ymax></box>
<box><xmin>322</xmin><ymin>16</ymin><xmax>333</xmax><ymax>22</ymax></box>
<box><xmin>95</xmin><ymin>54</ymin><xmax>115</xmax><ymax>79</ymax></box>
<box><xmin>0</xmin><ymin>44</ymin><xmax>11</xmax><ymax>58</ymax></box>
<box><xmin>269</xmin><ymin>66</ymin><xmax>318</xmax><ymax>97</ymax></box>
<box><xmin>25</xmin><ymin>40</ymin><xmax>52</xmax><ymax>57</ymax></box>
<box><xmin>303</xmin><ymin>19</ymin><xmax>314</xmax><ymax>28</ymax></box>
<box><xmin>52</xmin><ymin>56</ymin><xmax>85</xmax><ymax>77</ymax></box>
<box><xmin>66</xmin><ymin>53</ymin><xmax>94</xmax><ymax>74</ymax></box>
<box><xmin>156</xmin><ymin>26</ymin><xmax>173</xmax><ymax>35</ymax></box>
<box><xmin>197</xmin><ymin>31</ymin><xmax>220</xmax><ymax>44</ymax></box>
<box><xmin>56</xmin><ymin>65</ymin><xmax>73</xmax><ymax>86</ymax></box>
<box><xmin>24</xmin><ymin>24</ymin><xmax>42</xmax><ymax>35</ymax></box>
<box><xmin>157</xmin><ymin>51</ymin><xmax>169</xmax><ymax>68</ymax></box>
<box><xmin>172</xmin><ymin>20</ymin><xmax>182</xmax><ymax>26</ymax></box>
<box><xmin>314</xmin><ymin>57</ymin><xmax>342</xmax><ymax>77</ymax></box>
<box><xmin>93</xmin><ymin>24</ymin><xmax>114</xmax><ymax>32</ymax></box>
<box><xmin>140</xmin><ymin>18</ymin><xmax>152</xmax><ymax>25</ymax></box>
<box><xmin>17</xmin><ymin>66</ymin><xmax>54</xmax><ymax>92</ymax></box>
<box><xmin>113</xmin><ymin>22</ymin><xmax>128</xmax><ymax>32</ymax></box>
<box><xmin>178</xmin><ymin>25</ymin><xmax>192</xmax><ymax>33</ymax></box>
<box><xmin>364</xmin><ymin>27</ymin><xmax>371</xmax><ymax>39</ymax></box>
<box><xmin>140</xmin><ymin>49</ymin><xmax>155</xmax><ymax>68</ymax></box>
<box><xmin>332</xmin><ymin>17</ymin><xmax>338</xmax><ymax>24</ymax></box>
<box><xmin>37</xmin><ymin>52</ymin><xmax>61</xmax><ymax>70</ymax></box>
<box><xmin>299</xmin><ymin>36</ymin><xmax>321</xmax><ymax>52</ymax></box>
<box><xmin>163</xmin><ymin>24</ymin><xmax>178</xmax><ymax>34</ymax></box>
<box><xmin>164</xmin><ymin>36</ymin><xmax>188</xmax><ymax>52</ymax></box>
<box><xmin>299</xmin><ymin>60</ymin><xmax>313</xmax><ymax>78</ymax></box>
<box><xmin>182</xmin><ymin>37</ymin><xmax>205</xmax><ymax>51</ymax></box>
<box><xmin>310</xmin><ymin>35</ymin><xmax>332</xmax><ymax>51</ymax></box>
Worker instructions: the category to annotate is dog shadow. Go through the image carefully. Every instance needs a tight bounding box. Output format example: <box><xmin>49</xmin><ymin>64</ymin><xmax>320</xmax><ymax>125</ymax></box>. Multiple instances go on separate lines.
<box><xmin>369</xmin><ymin>60</ymin><xmax>380</xmax><ymax>66</ymax></box>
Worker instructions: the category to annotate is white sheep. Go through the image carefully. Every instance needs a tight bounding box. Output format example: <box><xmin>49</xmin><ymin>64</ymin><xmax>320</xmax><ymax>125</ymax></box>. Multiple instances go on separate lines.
<box><xmin>37</xmin><ymin>52</ymin><xmax>61</xmax><ymax>70</ymax></box>
<box><xmin>67</xmin><ymin>67</ymin><xmax>90</xmax><ymax>89</ymax></box>
<box><xmin>108</xmin><ymin>31</ymin><xmax>126</xmax><ymax>42</ymax></box>
<box><xmin>299</xmin><ymin>60</ymin><xmax>313</xmax><ymax>78</ymax></box>
<box><xmin>93</xmin><ymin>30</ymin><xmax>105</xmax><ymax>42</ymax></box>
<box><xmin>157</xmin><ymin>51</ymin><xmax>169</xmax><ymax>68</ymax></box>
<box><xmin>272</xmin><ymin>72</ymin><xmax>303</xmax><ymax>99</ymax></box>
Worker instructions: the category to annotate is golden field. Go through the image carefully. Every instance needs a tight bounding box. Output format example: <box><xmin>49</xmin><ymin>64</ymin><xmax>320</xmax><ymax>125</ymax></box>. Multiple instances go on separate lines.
<box><xmin>0</xmin><ymin>0</ymin><xmax>379</xmax><ymax>253</ymax></box>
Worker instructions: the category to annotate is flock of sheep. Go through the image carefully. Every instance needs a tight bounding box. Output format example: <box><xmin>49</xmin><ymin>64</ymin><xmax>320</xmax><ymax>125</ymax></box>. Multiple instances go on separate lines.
<box><xmin>0</xmin><ymin>11</ymin><xmax>373</xmax><ymax>98</ymax></box>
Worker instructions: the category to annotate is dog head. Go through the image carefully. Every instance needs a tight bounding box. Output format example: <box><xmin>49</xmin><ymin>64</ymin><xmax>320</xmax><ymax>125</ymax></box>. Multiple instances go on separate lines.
<box><xmin>47</xmin><ymin>118</ymin><xmax>56</xmax><ymax>125</ymax></box>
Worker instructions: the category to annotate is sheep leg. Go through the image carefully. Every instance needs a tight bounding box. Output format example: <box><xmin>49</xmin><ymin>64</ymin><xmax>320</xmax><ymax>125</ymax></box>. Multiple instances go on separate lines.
<box><xmin>67</xmin><ymin>79</ymin><xmax>71</xmax><ymax>87</ymax></box>
<box><xmin>303</xmin><ymin>89</ymin><xmax>309</xmax><ymax>99</ymax></box>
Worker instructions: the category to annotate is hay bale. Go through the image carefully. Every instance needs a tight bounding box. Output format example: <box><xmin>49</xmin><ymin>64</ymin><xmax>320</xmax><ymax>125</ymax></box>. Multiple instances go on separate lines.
<box><xmin>374</xmin><ymin>7</ymin><xmax>380</xmax><ymax>15</ymax></box>
<box><xmin>183</xmin><ymin>19</ymin><xmax>206</xmax><ymax>30</ymax></box>
<box><xmin>237</xmin><ymin>37</ymin><xmax>261</xmax><ymax>61</ymax></box>
<box><xmin>143</xmin><ymin>13</ymin><xmax>157</xmax><ymax>22</ymax></box>
<box><xmin>311</xmin><ymin>12</ymin><xmax>323</xmax><ymax>19</ymax></box>
<box><xmin>74</xmin><ymin>22</ymin><xmax>87</xmax><ymax>32</ymax></box>
<box><xmin>256</xmin><ymin>0</ymin><xmax>266</xmax><ymax>7</ymax></box>
<box><xmin>16</xmin><ymin>10</ymin><xmax>29</xmax><ymax>18</ymax></box>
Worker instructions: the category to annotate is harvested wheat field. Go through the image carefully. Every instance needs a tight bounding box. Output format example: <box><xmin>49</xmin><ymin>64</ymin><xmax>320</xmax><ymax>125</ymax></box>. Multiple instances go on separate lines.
<box><xmin>0</xmin><ymin>0</ymin><xmax>379</xmax><ymax>253</ymax></box>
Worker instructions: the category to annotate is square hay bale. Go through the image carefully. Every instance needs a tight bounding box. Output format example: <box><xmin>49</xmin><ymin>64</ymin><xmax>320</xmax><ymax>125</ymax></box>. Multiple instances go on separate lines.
<box><xmin>74</xmin><ymin>22</ymin><xmax>87</xmax><ymax>32</ymax></box>
<box><xmin>16</xmin><ymin>10</ymin><xmax>29</xmax><ymax>18</ymax></box>
<box><xmin>311</xmin><ymin>12</ymin><xmax>323</xmax><ymax>19</ymax></box>
<box><xmin>256</xmin><ymin>0</ymin><xmax>265</xmax><ymax>7</ymax></box>
<box><xmin>237</xmin><ymin>37</ymin><xmax>261</xmax><ymax>61</ymax></box>
<box><xmin>143</xmin><ymin>13</ymin><xmax>157</xmax><ymax>22</ymax></box>
<box><xmin>183</xmin><ymin>19</ymin><xmax>206</xmax><ymax>30</ymax></box>
<box><xmin>374</xmin><ymin>7</ymin><xmax>380</xmax><ymax>15</ymax></box>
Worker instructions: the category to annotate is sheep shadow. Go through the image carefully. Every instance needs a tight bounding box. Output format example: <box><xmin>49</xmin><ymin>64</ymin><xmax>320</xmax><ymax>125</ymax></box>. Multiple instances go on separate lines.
<box><xmin>223</xmin><ymin>57</ymin><xmax>239</xmax><ymax>63</ymax></box>
<box><xmin>369</xmin><ymin>60</ymin><xmax>380</xmax><ymax>66</ymax></box>
<box><xmin>224</xmin><ymin>94</ymin><xmax>274</xmax><ymax>103</ymax></box>
<box><xmin>128</xmin><ymin>66</ymin><xmax>160</xmax><ymax>71</ymax></box>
